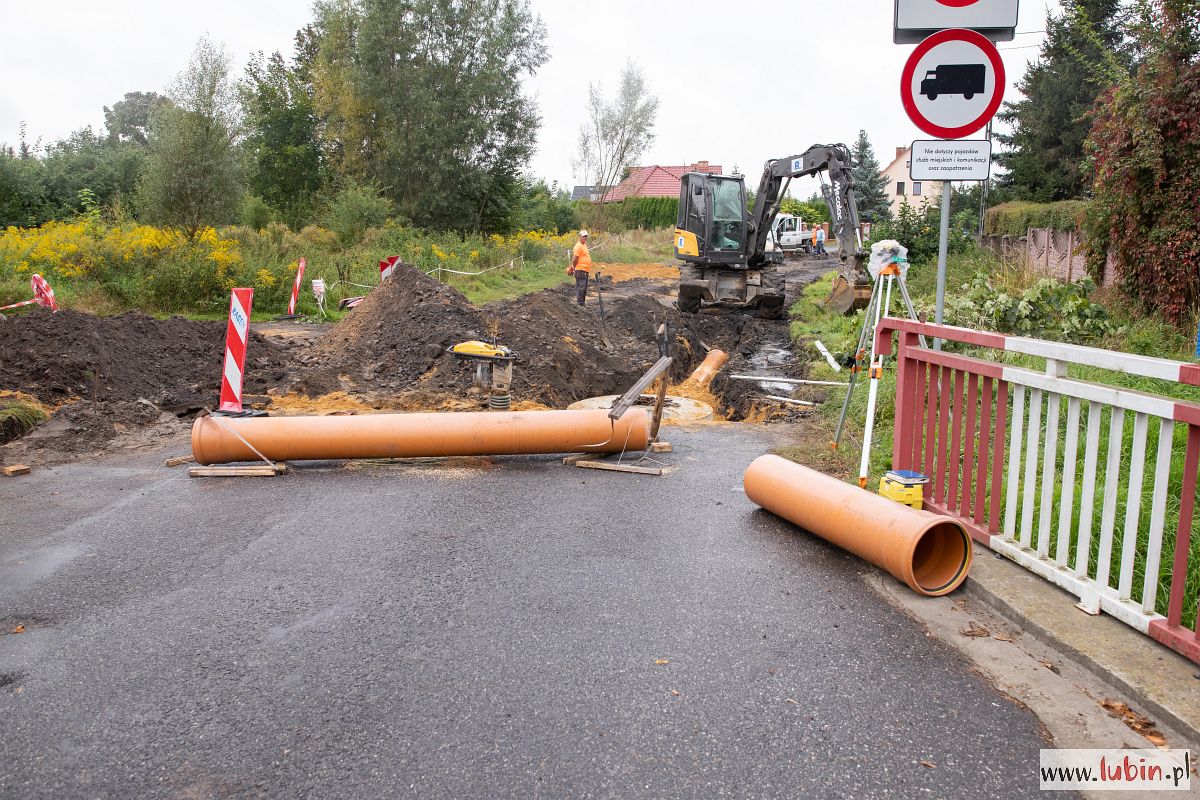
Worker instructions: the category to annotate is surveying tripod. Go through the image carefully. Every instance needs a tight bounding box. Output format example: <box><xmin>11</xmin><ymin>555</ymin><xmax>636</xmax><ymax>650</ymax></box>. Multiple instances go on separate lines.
<box><xmin>831</xmin><ymin>260</ymin><xmax>928</xmax><ymax>488</ymax></box>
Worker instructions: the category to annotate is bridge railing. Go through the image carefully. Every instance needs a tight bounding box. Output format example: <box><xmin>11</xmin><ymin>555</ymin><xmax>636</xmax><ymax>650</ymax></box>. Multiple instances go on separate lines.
<box><xmin>875</xmin><ymin>318</ymin><xmax>1200</xmax><ymax>665</ymax></box>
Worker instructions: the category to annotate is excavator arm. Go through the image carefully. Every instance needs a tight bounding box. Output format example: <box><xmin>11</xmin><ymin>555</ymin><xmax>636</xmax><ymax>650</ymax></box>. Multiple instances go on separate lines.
<box><xmin>745</xmin><ymin>143</ymin><xmax>863</xmax><ymax>268</ymax></box>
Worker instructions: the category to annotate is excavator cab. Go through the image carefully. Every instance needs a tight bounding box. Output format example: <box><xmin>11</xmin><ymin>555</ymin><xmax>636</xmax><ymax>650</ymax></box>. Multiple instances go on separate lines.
<box><xmin>674</xmin><ymin>171</ymin><xmax>786</xmax><ymax>318</ymax></box>
<box><xmin>674</xmin><ymin>173</ymin><xmax>748</xmax><ymax>266</ymax></box>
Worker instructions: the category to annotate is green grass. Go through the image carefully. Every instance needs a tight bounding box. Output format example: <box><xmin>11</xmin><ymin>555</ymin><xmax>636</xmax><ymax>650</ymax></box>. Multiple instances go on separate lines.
<box><xmin>783</xmin><ymin>248</ymin><xmax>1200</xmax><ymax>628</ymax></box>
<box><xmin>0</xmin><ymin>401</ymin><xmax>47</xmax><ymax>444</ymax></box>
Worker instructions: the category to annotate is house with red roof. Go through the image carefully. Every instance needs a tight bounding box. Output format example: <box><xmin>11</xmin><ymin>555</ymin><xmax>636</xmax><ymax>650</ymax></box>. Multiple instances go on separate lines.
<box><xmin>601</xmin><ymin>161</ymin><xmax>723</xmax><ymax>202</ymax></box>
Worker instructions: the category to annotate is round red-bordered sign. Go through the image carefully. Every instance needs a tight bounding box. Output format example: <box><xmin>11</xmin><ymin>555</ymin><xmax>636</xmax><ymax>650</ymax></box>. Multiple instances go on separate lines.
<box><xmin>901</xmin><ymin>28</ymin><xmax>1005</xmax><ymax>139</ymax></box>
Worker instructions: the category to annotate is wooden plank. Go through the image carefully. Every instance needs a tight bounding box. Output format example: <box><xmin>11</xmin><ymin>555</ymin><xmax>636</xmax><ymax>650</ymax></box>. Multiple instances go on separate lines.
<box><xmin>961</xmin><ymin>373</ymin><xmax>979</xmax><ymax>518</ymax></box>
<box><xmin>609</xmin><ymin>356</ymin><xmax>673</xmax><ymax>421</ymax></box>
<box><xmin>2</xmin><ymin>464</ymin><xmax>31</xmax><ymax>476</ymax></box>
<box><xmin>1095</xmin><ymin>408</ymin><xmax>1126</xmax><ymax>591</ymax></box>
<box><xmin>1003</xmin><ymin>385</ymin><xmax>1026</xmax><ymax>540</ymax></box>
<box><xmin>562</xmin><ymin>453</ymin><xmax>601</xmax><ymax>465</ymax></box>
<box><xmin>1037</xmin><ymin>390</ymin><xmax>1061</xmax><ymax>557</ymax></box>
<box><xmin>163</xmin><ymin>455</ymin><xmax>195</xmax><ymax>467</ymax></box>
<box><xmin>974</xmin><ymin>376</ymin><xmax>993</xmax><ymax>527</ymax></box>
<box><xmin>1075</xmin><ymin>401</ymin><xmax>1102</xmax><ymax>579</ymax></box>
<box><xmin>188</xmin><ymin>463</ymin><xmax>287</xmax><ymax>478</ymax></box>
<box><xmin>574</xmin><ymin>459</ymin><xmax>663</xmax><ymax>476</ymax></box>
<box><xmin>649</xmin><ymin>374</ymin><xmax>669</xmax><ymax>443</ymax></box>
<box><xmin>1019</xmin><ymin>388</ymin><xmax>1043</xmax><ymax>549</ymax></box>
<box><xmin>1141</xmin><ymin>418</ymin><xmax>1174</xmax><ymax>613</ymax></box>
<box><xmin>1056</xmin><ymin>397</ymin><xmax>1081</xmax><ymax>567</ymax></box>
<box><xmin>650</xmin><ymin>442</ymin><xmax>673</xmax><ymax>453</ymax></box>
<box><xmin>1117</xmin><ymin>412</ymin><xmax>1149</xmax><ymax>601</ymax></box>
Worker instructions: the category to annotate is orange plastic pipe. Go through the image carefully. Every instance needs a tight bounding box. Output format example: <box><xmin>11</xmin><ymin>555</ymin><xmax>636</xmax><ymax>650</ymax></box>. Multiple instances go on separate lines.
<box><xmin>743</xmin><ymin>455</ymin><xmax>971</xmax><ymax>596</ymax></box>
<box><xmin>687</xmin><ymin>349</ymin><xmax>729</xmax><ymax>386</ymax></box>
<box><xmin>192</xmin><ymin>408</ymin><xmax>649</xmax><ymax>465</ymax></box>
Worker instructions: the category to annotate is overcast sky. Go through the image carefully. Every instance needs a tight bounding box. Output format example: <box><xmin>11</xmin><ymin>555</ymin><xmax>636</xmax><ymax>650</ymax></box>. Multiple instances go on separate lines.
<box><xmin>0</xmin><ymin>0</ymin><xmax>1057</xmax><ymax>198</ymax></box>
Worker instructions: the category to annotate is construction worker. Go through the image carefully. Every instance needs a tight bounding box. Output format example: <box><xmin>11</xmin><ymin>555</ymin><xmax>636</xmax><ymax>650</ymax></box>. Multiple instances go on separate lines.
<box><xmin>816</xmin><ymin>224</ymin><xmax>827</xmax><ymax>255</ymax></box>
<box><xmin>568</xmin><ymin>229</ymin><xmax>592</xmax><ymax>306</ymax></box>
<box><xmin>810</xmin><ymin>224</ymin><xmax>818</xmax><ymax>253</ymax></box>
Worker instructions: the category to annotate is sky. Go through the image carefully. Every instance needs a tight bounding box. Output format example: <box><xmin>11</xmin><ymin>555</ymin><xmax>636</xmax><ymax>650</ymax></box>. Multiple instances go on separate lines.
<box><xmin>0</xmin><ymin>0</ymin><xmax>1058</xmax><ymax>199</ymax></box>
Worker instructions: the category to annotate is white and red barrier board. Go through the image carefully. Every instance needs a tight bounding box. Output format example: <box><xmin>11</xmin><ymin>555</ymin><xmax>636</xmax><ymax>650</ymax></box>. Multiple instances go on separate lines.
<box><xmin>219</xmin><ymin>288</ymin><xmax>254</xmax><ymax>413</ymax></box>
<box><xmin>0</xmin><ymin>274</ymin><xmax>58</xmax><ymax>313</ymax></box>
<box><xmin>287</xmin><ymin>258</ymin><xmax>307</xmax><ymax>315</ymax></box>
<box><xmin>380</xmin><ymin>256</ymin><xmax>400</xmax><ymax>281</ymax></box>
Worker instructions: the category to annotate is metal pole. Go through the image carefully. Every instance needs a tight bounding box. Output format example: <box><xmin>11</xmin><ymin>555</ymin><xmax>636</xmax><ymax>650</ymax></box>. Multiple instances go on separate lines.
<box><xmin>978</xmin><ymin>120</ymin><xmax>991</xmax><ymax>239</ymax></box>
<box><xmin>934</xmin><ymin>180</ymin><xmax>952</xmax><ymax>351</ymax></box>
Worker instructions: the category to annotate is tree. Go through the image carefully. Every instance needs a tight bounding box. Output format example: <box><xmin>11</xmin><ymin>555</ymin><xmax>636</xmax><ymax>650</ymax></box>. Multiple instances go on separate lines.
<box><xmin>139</xmin><ymin>38</ymin><xmax>244</xmax><ymax>238</ymax></box>
<box><xmin>0</xmin><ymin>145</ymin><xmax>49</xmax><ymax>228</ymax></box>
<box><xmin>849</xmin><ymin>130</ymin><xmax>891</xmax><ymax>222</ymax></box>
<box><xmin>103</xmin><ymin>92</ymin><xmax>167</xmax><ymax>146</ymax></box>
<box><xmin>574</xmin><ymin>61</ymin><xmax>659</xmax><ymax>214</ymax></box>
<box><xmin>994</xmin><ymin>0</ymin><xmax>1131</xmax><ymax>201</ymax></box>
<box><xmin>242</xmin><ymin>49</ymin><xmax>323</xmax><ymax>228</ymax></box>
<box><xmin>1083</xmin><ymin>0</ymin><xmax>1200</xmax><ymax>324</ymax></box>
<box><xmin>42</xmin><ymin>126</ymin><xmax>144</xmax><ymax>217</ymax></box>
<box><xmin>341</xmin><ymin>0</ymin><xmax>548</xmax><ymax>232</ymax></box>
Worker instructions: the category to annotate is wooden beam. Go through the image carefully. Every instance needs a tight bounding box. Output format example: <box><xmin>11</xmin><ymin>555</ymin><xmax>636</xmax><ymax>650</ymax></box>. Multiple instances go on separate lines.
<box><xmin>188</xmin><ymin>463</ymin><xmax>288</xmax><ymax>478</ymax></box>
<box><xmin>609</xmin><ymin>356</ymin><xmax>673</xmax><ymax>420</ymax></box>
<box><xmin>562</xmin><ymin>453</ymin><xmax>601</xmax><ymax>465</ymax></box>
<box><xmin>574</xmin><ymin>459</ymin><xmax>663</xmax><ymax>476</ymax></box>
<box><xmin>649</xmin><ymin>374</ymin><xmax>669</xmax><ymax>442</ymax></box>
<box><xmin>3</xmin><ymin>464</ymin><xmax>31</xmax><ymax>476</ymax></box>
<box><xmin>163</xmin><ymin>455</ymin><xmax>196</xmax><ymax>467</ymax></box>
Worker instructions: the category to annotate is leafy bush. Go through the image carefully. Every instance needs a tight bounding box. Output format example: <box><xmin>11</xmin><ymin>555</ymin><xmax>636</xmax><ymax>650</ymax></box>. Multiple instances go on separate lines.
<box><xmin>983</xmin><ymin>200</ymin><xmax>1090</xmax><ymax>236</ymax></box>
<box><xmin>946</xmin><ymin>273</ymin><xmax>1118</xmax><ymax>342</ymax></box>
<box><xmin>616</xmin><ymin>196</ymin><xmax>678</xmax><ymax>230</ymax></box>
<box><xmin>323</xmin><ymin>183</ymin><xmax>392</xmax><ymax>247</ymax></box>
<box><xmin>868</xmin><ymin>199</ymin><xmax>973</xmax><ymax>265</ymax></box>
<box><xmin>239</xmin><ymin>195</ymin><xmax>274</xmax><ymax>231</ymax></box>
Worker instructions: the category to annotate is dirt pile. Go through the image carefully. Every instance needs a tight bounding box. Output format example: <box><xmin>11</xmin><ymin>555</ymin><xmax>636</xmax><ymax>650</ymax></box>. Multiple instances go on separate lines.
<box><xmin>0</xmin><ymin>308</ymin><xmax>291</xmax><ymax>414</ymax></box>
<box><xmin>293</xmin><ymin>260</ymin><xmax>808</xmax><ymax>416</ymax></box>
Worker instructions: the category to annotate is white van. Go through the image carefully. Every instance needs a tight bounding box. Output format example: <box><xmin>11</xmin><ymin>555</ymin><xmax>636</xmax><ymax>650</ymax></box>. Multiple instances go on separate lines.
<box><xmin>770</xmin><ymin>214</ymin><xmax>815</xmax><ymax>253</ymax></box>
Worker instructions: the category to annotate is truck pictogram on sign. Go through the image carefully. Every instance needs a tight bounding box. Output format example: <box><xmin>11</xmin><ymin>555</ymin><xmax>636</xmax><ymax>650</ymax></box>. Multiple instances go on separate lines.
<box><xmin>919</xmin><ymin>64</ymin><xmax>986</xmax><ymax>100</ymax></box>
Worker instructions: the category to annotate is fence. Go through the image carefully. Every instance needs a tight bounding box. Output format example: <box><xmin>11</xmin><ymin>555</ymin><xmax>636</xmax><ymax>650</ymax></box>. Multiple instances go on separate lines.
<box><xmin>875</xmin><ymin>317</ymin><xmax>1200</xmax><ymax>664</ymax></box>
<box><xmin>980</xmin><ymin>228</ymin><xmax>1117</xmax><ymax>286</ymax></box>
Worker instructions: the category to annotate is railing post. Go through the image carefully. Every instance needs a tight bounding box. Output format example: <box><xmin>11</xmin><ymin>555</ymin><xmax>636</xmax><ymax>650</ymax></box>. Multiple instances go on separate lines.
<box><xmin>892</xmin><ymin>329</ymin><xmax>919</xmax><ymax>471</ymax></box>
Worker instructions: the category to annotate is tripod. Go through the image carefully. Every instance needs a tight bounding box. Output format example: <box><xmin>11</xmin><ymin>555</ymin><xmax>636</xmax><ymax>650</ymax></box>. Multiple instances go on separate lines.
<box><xmin>831</xmin><ymin>261</ymin><xmax>928</xmax><ymax>488</ymax></box>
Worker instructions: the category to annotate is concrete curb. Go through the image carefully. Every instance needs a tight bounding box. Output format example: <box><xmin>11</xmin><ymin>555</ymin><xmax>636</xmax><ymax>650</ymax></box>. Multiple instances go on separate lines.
<box><xmin>961</xmin><ymin>543</ymin><xmax>1200</xmax><ymax>750</ymax></box>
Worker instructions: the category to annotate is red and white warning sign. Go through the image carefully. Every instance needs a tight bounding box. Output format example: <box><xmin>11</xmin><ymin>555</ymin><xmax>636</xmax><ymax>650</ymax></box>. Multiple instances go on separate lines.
<box><xmin>380</xmin><ymin>255</ymin><xmax>400</xmax><ymax>281</ymax></box>
<box><xmin>286</xmin><ymin>257</ymin><xmax>306</xmax><ymax>316</ymax></box>
<box><xmin>219</xmin><ymin>288</ymin><xmax>254</xmax><ymax>413</ymax></box>
<box><xmin>901</xmin><ymin>28</ymin><xmax>1005</xmax><ymax>139</ymax></box>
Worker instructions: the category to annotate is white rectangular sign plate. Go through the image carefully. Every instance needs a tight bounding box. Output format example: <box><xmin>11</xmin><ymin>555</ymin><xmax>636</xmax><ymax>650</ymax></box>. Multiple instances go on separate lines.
<box><xmin>895</xmin><ymin>0</ymin><xmax>1018</xmax><ymax>43</ymax></box>
<box><xmin>910</xmin><ymin>139</ymin><xmax>992</xmax><ymax>181</ymax></box>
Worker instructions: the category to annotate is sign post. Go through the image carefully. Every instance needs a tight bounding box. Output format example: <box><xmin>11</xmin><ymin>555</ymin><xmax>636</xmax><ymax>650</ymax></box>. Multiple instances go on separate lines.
<box><xmin>898</xmin><ymin>18</ymin><xmax>1008</xmax><ymax>347</ymax></box>
<box><xmin>218</xmin><ymin>288</ymin><xmax>254</xmax><ymax>414</ymax></box>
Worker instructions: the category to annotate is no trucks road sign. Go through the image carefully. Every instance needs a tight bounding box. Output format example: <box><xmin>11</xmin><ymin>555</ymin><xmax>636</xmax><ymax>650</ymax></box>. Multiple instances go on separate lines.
<box><xmin>901</xmin><ymin>28</ymin><xmax>1005</xmax><ymax>139</ymax></box>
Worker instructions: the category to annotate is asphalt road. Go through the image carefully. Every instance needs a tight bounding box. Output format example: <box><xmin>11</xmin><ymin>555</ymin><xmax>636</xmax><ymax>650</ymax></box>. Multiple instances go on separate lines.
<box><xmin>1</xmin><ymin>424</ymin><xmax>1052</xmax><ymax>798</ymax></box>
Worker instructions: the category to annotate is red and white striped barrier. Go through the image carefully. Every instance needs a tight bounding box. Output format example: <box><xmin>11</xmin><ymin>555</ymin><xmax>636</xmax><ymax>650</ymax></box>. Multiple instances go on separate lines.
<box><xmin>380</xmin><ymin>255</ymin><xmax>400</xmax><ymax>281</ymax></box>
<box><xmin>286</xmin><ymin>257</ymin><xmax>306</xmax><ymax>316</ymax></box>
<box><xmin>0</xmin><ymin>274</ymin><xmax>58</xmax><ymax>313</ymax></box>
<box><xmin>218</xmin><ymin>288</ymin><xmax>254</xmax><ymax>413</ymax></box>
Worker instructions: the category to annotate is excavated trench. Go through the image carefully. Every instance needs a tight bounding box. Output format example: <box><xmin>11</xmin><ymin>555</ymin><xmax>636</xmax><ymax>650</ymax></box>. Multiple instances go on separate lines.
<box><xmin>0</xmin><ymin>262</ymin><xmax>816</xmax><ymax>458</ymax></box>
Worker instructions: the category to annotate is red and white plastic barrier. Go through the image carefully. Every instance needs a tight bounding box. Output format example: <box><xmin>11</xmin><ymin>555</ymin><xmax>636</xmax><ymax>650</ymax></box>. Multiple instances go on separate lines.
<box><xmin>380</xmin><ymin>255</ymin><xmax>400</xmax><ymax>281</ymax></box>
<box><xmin>219</xmin><ymin>288</ymin><xmax>254</xmax><ymax>413</ymax></box>
<box><xmin>0</xmin><ymin>274</ymin><xmax>58</xmax><ymax>313</ymax></box>
<box><xmin>286</xmin><ymin>257</ymin><xmax>306</xmax><ymax>316</ymax></box>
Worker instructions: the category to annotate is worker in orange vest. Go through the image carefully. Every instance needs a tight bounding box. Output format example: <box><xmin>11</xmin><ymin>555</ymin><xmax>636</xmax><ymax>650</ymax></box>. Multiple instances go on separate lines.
<box><xmin>810</xmin><ymin>224</ymin><xmax>818</xmax><ymax>253</ymax></box>
<box><xmin>568</xmin><ymin>229</ymin><xmax>592</xmax><ymax>306</ymax></box>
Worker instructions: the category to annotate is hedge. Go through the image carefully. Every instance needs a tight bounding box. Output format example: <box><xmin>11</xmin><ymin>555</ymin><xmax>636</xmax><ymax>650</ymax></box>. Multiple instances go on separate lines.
<box><xmin>983</xmin><ymin>200</ymin><xmax>1090</xmax><ymax>237</ymax></box>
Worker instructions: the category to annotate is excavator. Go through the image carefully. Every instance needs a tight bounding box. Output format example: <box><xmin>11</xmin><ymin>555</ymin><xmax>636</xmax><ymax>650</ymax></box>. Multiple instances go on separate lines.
<box><xmin>673</xmin><ymin>143</ymin><xmax>870</xmax><ymax>317</ymax></box>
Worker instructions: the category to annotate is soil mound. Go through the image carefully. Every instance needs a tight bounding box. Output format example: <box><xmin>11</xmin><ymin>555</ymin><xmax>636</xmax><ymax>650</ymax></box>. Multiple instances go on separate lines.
<box><xmin>0</xmin><ymin>308</ymin><xmax>290</xmax><ymax>415</ymax></box>
<box><xmin>294</xmin><ymin>260</ymin><xmax>805</xmax><ymax>414</ymax></box>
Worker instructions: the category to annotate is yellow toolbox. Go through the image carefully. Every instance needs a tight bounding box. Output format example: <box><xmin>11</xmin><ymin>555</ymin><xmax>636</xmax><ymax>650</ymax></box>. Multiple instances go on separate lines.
<box><xmin>878</xmin><ymin>470</ymin><xmax>929</xmax><ymax>510</ymax></box>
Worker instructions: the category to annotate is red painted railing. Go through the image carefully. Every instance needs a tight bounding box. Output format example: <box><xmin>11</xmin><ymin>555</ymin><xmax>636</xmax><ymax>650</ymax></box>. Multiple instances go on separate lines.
<box><xmin>876</xmin><ymin>317</ymin><xmax>1200</xmax><ymax>665</ymax></box>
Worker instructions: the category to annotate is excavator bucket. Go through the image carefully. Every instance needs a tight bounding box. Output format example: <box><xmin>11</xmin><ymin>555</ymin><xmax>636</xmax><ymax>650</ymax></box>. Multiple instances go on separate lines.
<box><xmin>825</xmin><ymin>272</ymin><xmax>872</xmax><ymax>315</ymax></box>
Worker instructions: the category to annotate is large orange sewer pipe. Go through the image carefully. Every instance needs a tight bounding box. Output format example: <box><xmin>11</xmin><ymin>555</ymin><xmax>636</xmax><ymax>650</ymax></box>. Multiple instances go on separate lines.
<box><xmin>191</xmin><ymin>408</ymin><xmax>649</xmax><ymax>465</ymax></box>
<box><xmin>743</xmin><ymin>455</ymin><xmax>971</xmax><ymax>596</ymax></box>
<box><xmin>686</xmin><ymin>349</ymin><xmax>729</xmax><ymax>387</ymax></box>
